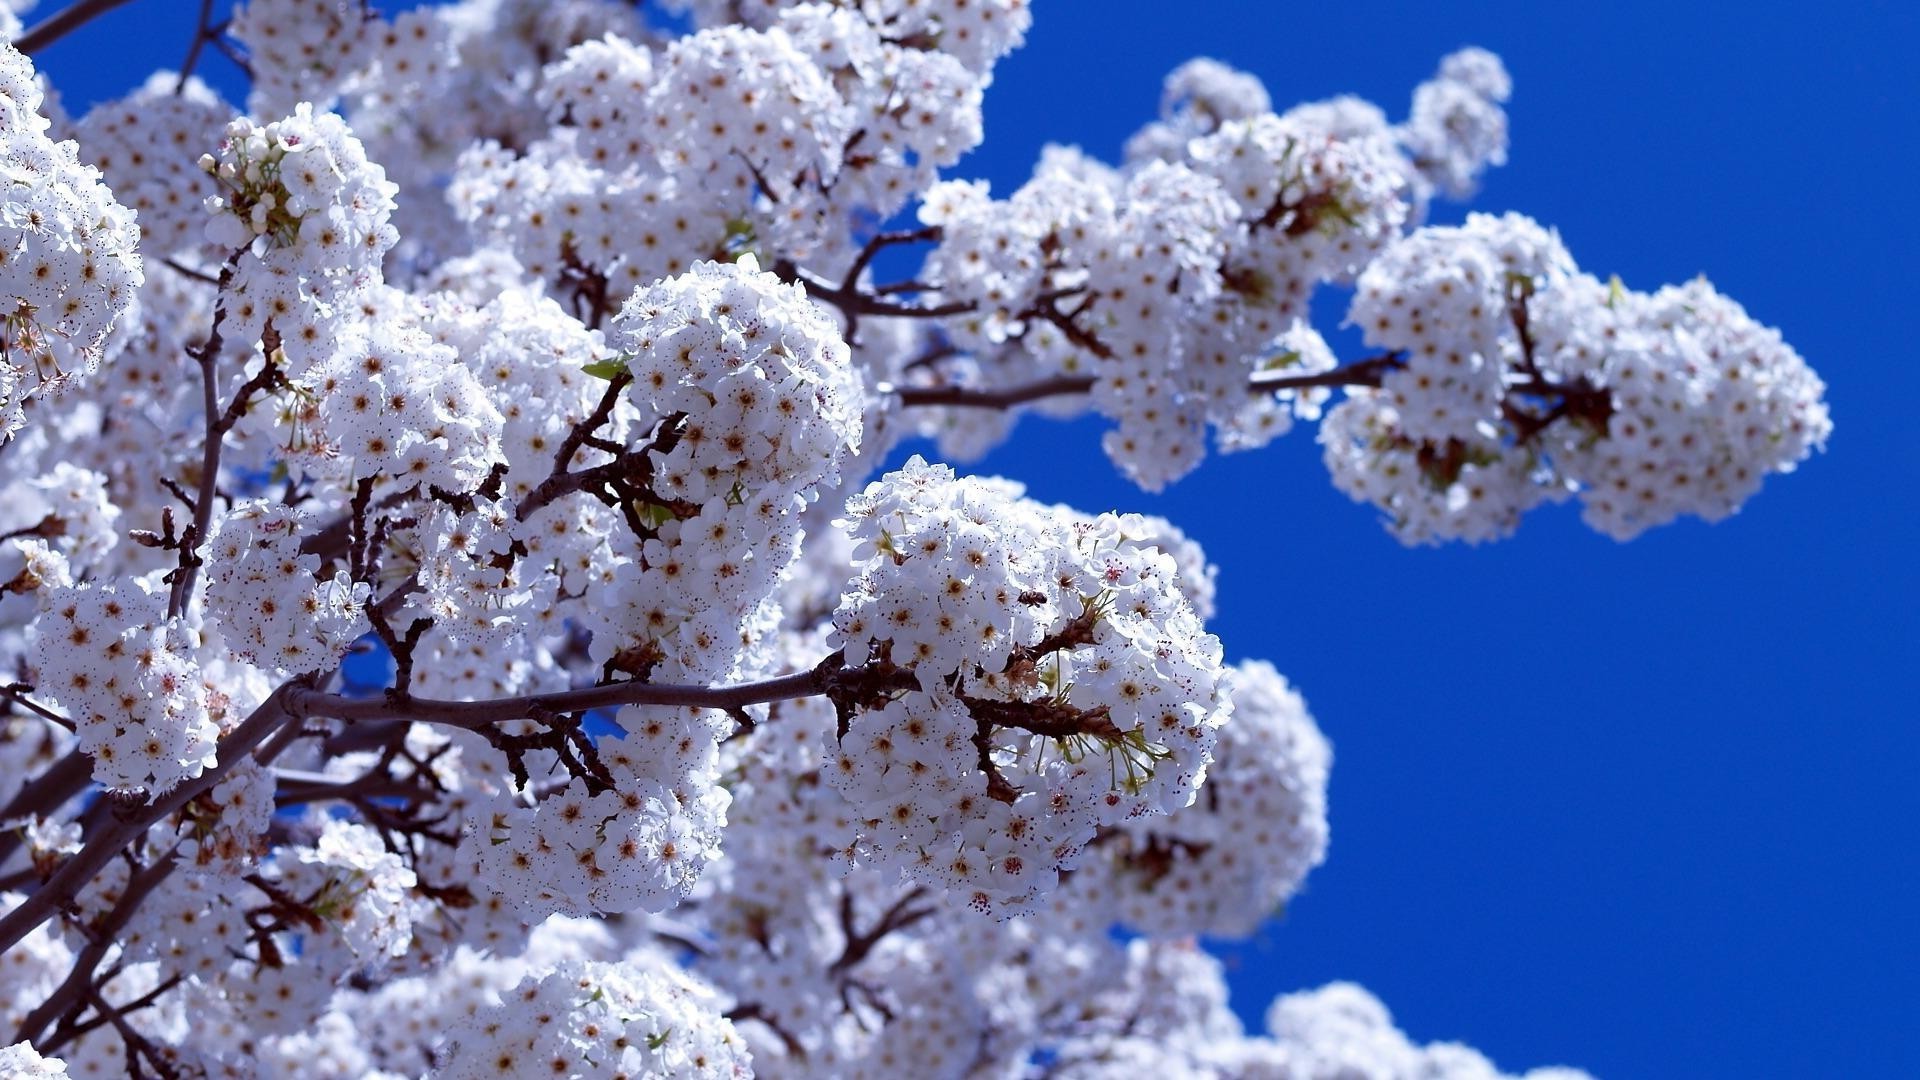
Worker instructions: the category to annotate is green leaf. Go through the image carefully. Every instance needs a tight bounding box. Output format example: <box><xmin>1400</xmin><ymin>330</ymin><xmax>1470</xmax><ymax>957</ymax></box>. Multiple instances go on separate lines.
<box><xmin>583</xmin><ymin>357</ymin><xmax>628</xmax><ymax>381</ymax></box>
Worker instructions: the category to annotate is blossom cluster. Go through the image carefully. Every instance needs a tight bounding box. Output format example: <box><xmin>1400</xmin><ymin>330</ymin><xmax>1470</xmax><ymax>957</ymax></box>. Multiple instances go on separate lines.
<box><xmin>827</xmin><ymin>457</ymin><xmax>1230</xmax><ymax>914</ymax></box>
<box><xmin>1323</xmin><ymin>213</ymin><xmax>1831</xmax><ymax>543</ymax></box>
<box><xmin>203</xmin><ymin>500</ymin><xmax>368</xmax><ymax>675</ymax></box>
<box><xmin>229</xmin><ymin>0</ymin><xmax>381</xmax><ymax>118</ymax></box>
<box><xmin>201</xmin><ymin>104</ymin><xmax>399</xmax><ymax>368</ymax></box>
<box><xmin>454</xmin><ymin>0</ymin><xmax>1014</xmax><ymax>300</ymax></box>
<box><xmin>437</xmin><ymin>957</ymin><xmax>751</xmax><ymax>1079</ymax></box>
<box><xmin>74</xmin><ymin>74</ymin><xmax>235</xmax><ymax>264</ymax></box>
<box><xmin>26</xmin><ymin>577</ymin><xmax>216</xmax><ymax>795</ymax></box>
<box><xmin>0</xmin><ymin>43</ymin><xmax>144</xmax><ymax>442</ymax></box>
<box><xmin>1075</xmin><ymin>659</ymin><xmax>1331</xmax><ymax>937</ymax></box>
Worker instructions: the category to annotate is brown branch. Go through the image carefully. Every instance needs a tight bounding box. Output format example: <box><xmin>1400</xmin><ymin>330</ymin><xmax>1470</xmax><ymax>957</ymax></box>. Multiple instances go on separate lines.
<box><xmin>841</xmin><ymin>226</ymin><xmax>943</xmax><ymax>293</ymax></box>
<box><xmin>0</xmin><ymin>683</ymin><xmax>302</xmax><ymax>957</ymax></box>
<box><xmin>166</xmin><ymin>257</ymin><xmax>248</xmax><ymax>620</ymax></box>
<box><xmin>891</xmin><ymin>352</ymin><xmax>1402</xmax><ymax>412</ymax></box>
<box><xmin>892</xmin><ymin>373</ymin><xmax>1096</xmax><ymax>410</ymax></box>
<box><xmin>13</xmin><ymin>0</ymin><xmax>141</xmax><ymax>54</ymax></box>
<box><xmin>728</xmin><ymin>1002</ymin><xmax>808</xmax><ymax>1059</ymax></box>
<box><xmin>0</xmin><ymin>683</ymin><xmax>75</xmax><ymax>731</ymax></box>
<box><xmin>773</xmin><ymin>258</ymin><xmax>976</xmax><ymax>327</ymax></box>
<box><xmin>15</xmin><ymin>844</ymin><xmax>181</xmax><ymax>1050</ymax></box>
<box><xmin>0</xmin><ymin>750</ymin><xmax>92</xmax><ymax>869</ymax></box>
<box><xmin>173</xmin><ymin>0</ymin><xmax>217</xmax><ymax>93</ymax></box>
<box><xmin>287</xmin><ymin>665</ymin><xmax>835</xmax><ymax>732</ymax></box>
<box><xmin>828</xmin><ymin>885</ymin><xmax>933</xmax><ymax>977</ymax></box>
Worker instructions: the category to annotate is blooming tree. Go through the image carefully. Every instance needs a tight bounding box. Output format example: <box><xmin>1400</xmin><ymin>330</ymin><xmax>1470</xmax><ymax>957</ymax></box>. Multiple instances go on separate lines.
<box><xmin>0</xmin><ymin>0</ymin><xmax>1828</xmax><ymax>1077</ymax></box>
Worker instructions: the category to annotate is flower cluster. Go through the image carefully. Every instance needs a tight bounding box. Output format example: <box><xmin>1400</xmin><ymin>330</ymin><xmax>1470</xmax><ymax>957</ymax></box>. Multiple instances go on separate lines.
<box><xmin>1401</xmin><ymin>47</ymin><xmax>1514</xmax><ymax>201</ymax></box>
<box><xmin>827</xmin><ymin>457</ymin><xmax>1230</xmax><ymax>913</ymax></box>
<box><xmin>1352</xmin><ymin>212</ymin><xmax>1574</xmax><ymax>444</ymax></box>
<box><xmin>1537</xmin><ymin>274</ymin><xmax>1832</xmax><ymax>539</ymax></box>
<box><xmin>27</xmin><ymin>580</ymin><xmax>216</xmax><ymax>795</ymax></box>
<box><xmin>1078</xmin><ymin>659</ymin><xmax>1331</xmax><ymax>937</ymax></box>
<box><xmin>295</xmin><ymin>293</ymin><xmax>505</xmax><ymax>487</ymax></box>
<box><xmin>74</xmin><ymin>73</ymin><xmax>235</xmax><ymax>263</ymax></box>
<box><xmin>1323</xmin><ymin>212</ymin><xmax>1830</xmax><ymax>543</ymax></box>
<box><xmin>202</xmin><ymin>105</ymin><xmax>399</xmax><ymax>367</ymax></box>
<box><xmin>457</xmin><ymin>0</ymin><xmax>1010</xmax><ymax>299</ymax></box>
<box><xmin>913</xmin><ymin>77</ymin><xmax>1416</xmax><ymax>488</ymax></box>
<box><xmin>436</xmin><ymin>957</ymin><xmax>751</xmax><ymax>1079</ymax></box>
<box><xmin>0</xmin><ymin>1041</ymin><xmax>66</xmax><ymax>1078</ymax></box>
<box><xmin>228</xmin><ymin>0</ymin><xmax>381</xmax><ymax>117</ymax></box>
<box><xmin>617</xmin><ymin>256</ymin><xmax>862</xmax><ymax>506</ymax></box>
<box><xmin>577</xmin><ymin>257</ymin><xmax>861</xmax><ymax>687</ymax></box>
<box><xmin>0</xmin><ymin>43</ymin><xmax>144</xmax><ymax>442</ymax></box>
<box><xmin>203</xmin><ymin>500</ymin><xmax>368</xmax><ymax>676</ymax></box>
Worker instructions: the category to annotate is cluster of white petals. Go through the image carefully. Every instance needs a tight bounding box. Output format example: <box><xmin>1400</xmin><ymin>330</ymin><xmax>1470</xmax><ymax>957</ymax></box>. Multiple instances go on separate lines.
<box><xmin>436</xmin><ymin>957</ymin><xmax>751</xmax><ymax>1079</ymax></box>
<box><xmin>229</xmin><ymin>0</ymin><xmax>381</xmax><ymax>117</ymax></box>
<box><xmin>0</xmin><ymin>43</ymin><xmax>143</xmax><ymax>442</ymax></box>
<box><xmin>0</xmin><ymin>1041</ymin><xmax>67</xmax><ymax>1077</ymax></box>
<box><xmin>828</xmin><ymin>457</ymin><xmax>1229</xmax><ymax>913</ymax></box>
<box><xmin>203</xmin><ymin>500</ymin><xmax>368</xmax><ymax>675</ymax></box>
<box><xmin>1073</xmin><ymin>659</ymin><xmax>1331</xmax><ymax>936</ymax></box>
<box><xmin>201</xmin><ymin>105</ymin><xmax>398</xmax><ymax>368</ymax></box>
<box><xmin>75</xmin><ymin>73</ymin><xmax>235</xmax><ymax>263</ymax></box>
<box><xmin>27</xmin><ymin>578</ymin><xmax>215</xmax><ymax>795</ymax></box>
<box><xmin>1325</xmin><ymin>212</ymin><xmax>1829</xmax><ymax>543</ymax></box>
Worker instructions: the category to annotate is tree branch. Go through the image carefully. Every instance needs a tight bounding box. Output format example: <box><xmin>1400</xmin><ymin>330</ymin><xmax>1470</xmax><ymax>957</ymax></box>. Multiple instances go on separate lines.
<box><xmin>287</xmin><ymin>665</ymin><xmax>836</xmax><ymax>732</ymax></box>
<box><xmin>0</xmin><ymin>682</ymin><xmax>302</xmax><ymax>957</ymax></box>
<box><xmin>13</xmin><ymin>0</ymin><xmax>140</xmax><ymax>54</ymax></box>
<box><xmin>889</xmin><ymin>351</ymin><xmax>1404</xmax><ymax>411</ymax></box>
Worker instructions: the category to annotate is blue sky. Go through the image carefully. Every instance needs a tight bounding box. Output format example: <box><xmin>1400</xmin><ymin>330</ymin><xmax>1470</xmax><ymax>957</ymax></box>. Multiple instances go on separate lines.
<box><xmin>30</xmin><ymin>2</ymin><xmax>1918</xmax><ymax>1076</ymax></box>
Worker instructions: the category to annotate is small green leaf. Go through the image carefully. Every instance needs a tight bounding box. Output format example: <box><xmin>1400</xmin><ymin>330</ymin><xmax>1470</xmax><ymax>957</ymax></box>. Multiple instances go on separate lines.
<box><xmin>584</xmin><ymin>358</ymin><xmax>628</xmax><ymax>381</ymax></box>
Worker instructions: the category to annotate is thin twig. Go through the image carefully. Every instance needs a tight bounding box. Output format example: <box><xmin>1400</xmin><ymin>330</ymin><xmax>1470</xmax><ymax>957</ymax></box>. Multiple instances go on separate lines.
<box><xmin>173</xmin><ymin>0</ymin><xmax>217</xmax><ymax>93</ymax></box>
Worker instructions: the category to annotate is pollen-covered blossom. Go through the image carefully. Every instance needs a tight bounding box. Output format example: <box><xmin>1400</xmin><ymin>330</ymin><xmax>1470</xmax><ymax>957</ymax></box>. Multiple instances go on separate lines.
<box><xmin>14</xmin><ymin>463</ymin><xmax>121</xmax><ymax>573</ymax></box>
<box><xmin>26</xmin><ymin>580</ymin><xmax>216</xmax><ymax>795</ymax></box>
<box><xmin>1401</xmin><ymin>47</ymin><xmax>1514</xmax><ymax>201</ymax></box>
<box><xmin>201</xmin><ymin>105</ymin><xmax>399</xmax><ymax>368</ymax></box>
<box><xmin>916</xmin><ymin>155</ymin><xmax>1251</xmax><ymax>488</ymax></box>
<box><xmin>573</xmin><ymin>256</ymin><xmax>860</xmax><ymax>686</ymax></box>
<box><xmin>1323</xmin><ymin>212</ymin><xmax>1828</xmax><ymax>544</ymax></box>
<box><xmin>435</xmin><ymin>956</ymin><xmax>752</xmax><ymax>1080</ymax></box>
<box><xmin>1535</xmin><ymin>274</ymin><xmax>1832</xmax><ymax>540</ymax></box>
<box><xmin>0</xmin><ymin>43</ymin><xmax>144</xmax><ymax>442</ymax></box>
<box><xmin>1319</xmin><ymin>388</ymin><xmax>1554</xmax><ymax>546</ymax></box>
<box><xmin>468</xmin><ymin>260</ymin><xmax>858</xmax><ymax>921</ymax></box>
<box><xmin>827</xmin><ymin>457</ymin><xmax>1229</xmax><ymax>914</ymax></box>
<box><xmin>615</xmin><ymin>256</ymin><xmax>862</xmax><ymax>506</ymax></box>
<box><xmin>1074</xmin><ymin>660</ymin><xmax>1330</xmax><ymax>937</ymax></box>
<box><xmin>915</xmin><ymin>87</ymin><xmax>1415</xmax><ymax>489</ymax></box>
<box><xmin>74</xmin><ymin>73</ymin><xmax>235</xmax><ymax>262</ymax></box>
<box><xmin>293</xmin><ymin>292</ymin><xmax>506</xmax><ymax>487</ymax></box>
<box><xmin>1352</xmin><ymin>212</ymin><xmax>1576</xmax><ymax>444</ymax></box>
<box><xmin>228</xmin><ymin>0</ymin><xmax>381</xmax><ymax>117</ymax></box>
<box><xmin>280</xmin><ymin>818</ymin><xmax>423</xmax><ymax>967</ymax></box>
<box><xmin>203</xmin><ymin>500</ymin><xmax>369</xmax><ymax>676</ymax></box>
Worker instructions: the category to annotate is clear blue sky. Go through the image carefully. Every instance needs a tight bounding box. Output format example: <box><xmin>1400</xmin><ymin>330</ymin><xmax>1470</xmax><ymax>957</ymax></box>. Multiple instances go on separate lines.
<box><xmin>32</xmin><ymin>2</ymin><xmax>1918</xmax><ymax>1076</ymax></box>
